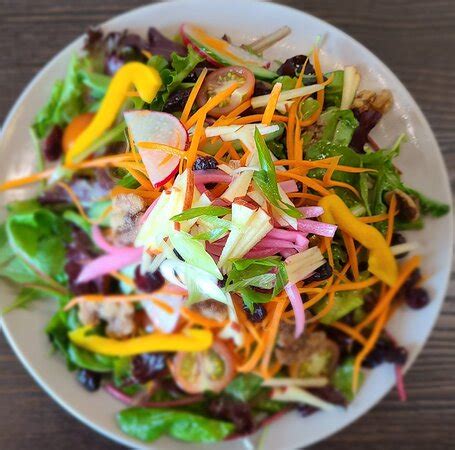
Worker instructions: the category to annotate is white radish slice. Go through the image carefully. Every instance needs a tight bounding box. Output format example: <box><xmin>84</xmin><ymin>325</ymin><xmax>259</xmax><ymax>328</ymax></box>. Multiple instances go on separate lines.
<box><xmin>124</xmin><ymin>110</ymin><xmax>188</xmax><ymax>187</ymax></box>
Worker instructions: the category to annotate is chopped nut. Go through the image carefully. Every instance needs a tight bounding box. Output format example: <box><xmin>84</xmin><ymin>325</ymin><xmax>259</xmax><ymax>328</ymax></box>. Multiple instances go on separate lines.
<box><xmin>352</xmin><ymin>89</ymin><xmax>393</xmax><ymax>114</ymax></box>
<box><xmin>190</xmin><ymin>299</ymin><xmax>229</xmax><ymax>322</ymax></box>
<box><xmin>386</xmin><ymin>189</ymin><xmax>420</xmax><ymax>222</ymax></box>
<box><xmin>110</xmin><ymin>193</ymin><xmax>145</xmax><ymax>246</ymax></box>
<box><xmin>78</xmin><ymin>301</ymin><xmax>135</xmax><ymax>338</ymax></box>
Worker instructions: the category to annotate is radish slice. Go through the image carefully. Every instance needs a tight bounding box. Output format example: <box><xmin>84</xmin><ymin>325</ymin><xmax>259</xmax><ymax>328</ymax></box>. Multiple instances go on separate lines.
<box><xmin>142</xmin><ymin>294</ymin><xmax>183</xmax><ymax>334</ymax></box>
<box><xmin>124</xmin><ymin>111</ymin><xmax>188</xmax><ymax>188</ymax></box>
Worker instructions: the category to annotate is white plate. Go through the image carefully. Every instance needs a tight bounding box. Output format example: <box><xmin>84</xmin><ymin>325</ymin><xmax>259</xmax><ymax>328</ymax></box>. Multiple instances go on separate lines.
<box><xmin>0</xmin><ymin>1</ymin><xmax>452</xmax><ymax>449</ymax></box>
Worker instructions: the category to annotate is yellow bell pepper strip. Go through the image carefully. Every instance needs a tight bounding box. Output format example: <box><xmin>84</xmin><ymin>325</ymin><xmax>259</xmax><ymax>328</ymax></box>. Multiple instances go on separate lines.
<box><xmin>68</xmin><ymin>326</ymin><xmax>213</xmax><ymax>356</ymax></box>
<box><xmin>65</xmin><ymin>62</ymin><xmax>162</xmax><ymax>165</ymax></box>
<box><xmin>319</xmin><ymin>194</ymin><xmax>398</xmax><ymax>286</ymax></box>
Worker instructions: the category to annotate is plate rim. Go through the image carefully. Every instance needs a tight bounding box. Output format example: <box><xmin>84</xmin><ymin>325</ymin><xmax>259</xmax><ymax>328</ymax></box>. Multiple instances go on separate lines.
<box><xmin>0</xmin><ymin>0</ymin><xmax>453</xmax><ymax>448</ymax></box>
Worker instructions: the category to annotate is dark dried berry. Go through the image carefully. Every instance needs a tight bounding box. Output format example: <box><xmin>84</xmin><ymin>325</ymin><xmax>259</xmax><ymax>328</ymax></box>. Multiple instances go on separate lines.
<box><xmin>193</xmin><ymin>156</ymin><xmax>218</xmax><ymax>171</ymax></box>
<box><xmin>362</xmin><ymin>338</ymin><xmax>391</xmax><ymax>368</ymax></box>
<box><xmin>350</xmin><ymin>108</ymin><xmax>382</xmax><ymax>152</ymax></box>
<box><xmin>244</xmin><ymin>303</ymin><xmax>267</xmax><ymax>323</ymax></box>
<box><xmin>163</xmin><ymin>88</ymin><xmax>191</xmax><ymax>113</ymax></box>
<box><xmin>209</xmin><ymin>396</ymin><xmax>254</xmax><ymax>434</ymax></box>
<box><xmin>134</xmin><ymin>266</ymin><xmax>165</xmax><ymax>292</ymax></box>
<box><xmin>400</xmin><ymin>268</ymin><xmax>422</xmax><ymax>296</ymax></box>
<box><xmin>384</xmin><ymin>346</ymin><xmax>408</xmax><ymax>366</ymax></box>
<box><xmin>253</xmin><ymin>80</ymin><xmax>273</xmax><ymax>97</ymax></box>
<box><xmin>77</xmin><ymin>369</ymin><xmax>101</xmax><ymax>392</ymax></box>
<box><xmin>324</xmin><ymin>327</ymin><xmax>355</xmax><ymax>357</ymax></box>
<box><xmin>132</xmin><ymin>353</ymin><xmax>166</xmax><ymax>383</ymax></box>
<box><xmin>158</xmin><ymin>378</ymin><xmax>185</xmax><ymax>398</ymax></box>
<box><xmin>405</xmin><ymin>287</ymin><xmax>430</xmax><ymax>309</ymax></box>
<box><xmin>43</xmin><ymin>126</ymin><xmax>63</xmax><ymax>162</ymax></box>
<box><xmin>358</xmin><ymin>260</ymin><xmax>369</xmax><ymax>272</ymax></box>
<box><xmin>297</xmin><ymin>404</ymin><xmax>317</xmax><ymax>417</ymax></box>
<box><xmin>305</xmin><ymin>262</ymin><xmax>333</xmax><ymax>283</ymax></box>
<box><xmin>309</xmin><ymin>387</ymin><xmax>347</xmax><ymax>406</ymax></box>
<box><xmin>277</xmin><ymin>55</ymin><xmax>315</xmax><ymax>77</ymax></box>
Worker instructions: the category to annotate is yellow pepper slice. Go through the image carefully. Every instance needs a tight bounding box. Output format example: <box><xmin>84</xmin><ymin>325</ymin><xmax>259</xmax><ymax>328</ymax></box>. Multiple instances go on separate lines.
<box><xmin>65</xmin><ymin>62</ymin><xmax>162</xmax><ymax>165</ymax></box>
<box><xmin>69</xmin><ymin>326</ymin><xmax>213</xmax><ymax>356</ymax></box>
<box><xmin>319</xmin><ymin>194</ymin><xmax>398</xmax><ymax>286</ymax></box>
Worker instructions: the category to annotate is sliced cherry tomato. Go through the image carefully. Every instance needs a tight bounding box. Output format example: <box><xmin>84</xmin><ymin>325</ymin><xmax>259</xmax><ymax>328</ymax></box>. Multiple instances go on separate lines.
<box><xmin>196</xmin><ymin>66</ymin><xmax>255</xmax><ymax>118</ymax></box>
<box><xmin>172</xmin><ymin>339</ymin><xmax>235</xmax><ymax>394</ymax></box>
<box><xmin>62</xmin><ymin>112</ymin><xmax>95</xmax><ymax>153</ymax></box>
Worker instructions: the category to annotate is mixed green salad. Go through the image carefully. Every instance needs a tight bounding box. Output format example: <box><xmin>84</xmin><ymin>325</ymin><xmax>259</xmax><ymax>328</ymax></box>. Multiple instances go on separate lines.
<box><xmin>0</xmin><ymin>23</ymin><xmax>448</xmax><ymax>444</ymax></box>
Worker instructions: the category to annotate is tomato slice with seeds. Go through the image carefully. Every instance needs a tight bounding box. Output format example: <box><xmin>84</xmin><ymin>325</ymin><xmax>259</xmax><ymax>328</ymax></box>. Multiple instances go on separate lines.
<box><xmin>172</xmin><ymin>340</ymin><xmax>235</xmax><ymax>394</ymax></box>
<box><xmin>196</xmin><ymin>66</ymin><xmax>255</xmax><ymax>118</ymax></box>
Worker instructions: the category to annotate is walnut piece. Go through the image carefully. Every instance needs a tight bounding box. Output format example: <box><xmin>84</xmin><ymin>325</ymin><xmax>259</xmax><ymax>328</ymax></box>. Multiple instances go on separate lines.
<box><xmin>78</xmin><ymin>301</ymin><xmax>135</xmax><ymax>338</ymax></box>
<box><xmin>190</xmin><ymin>299</ymin><xmax>229</xmax><ymax>322</ymax></box>
<box><xmin>110</xmin><ymin>193</ymin><xmax>145</xmax><ymax>246</ymax></box>
<box><xmin>352</xmin><ymin>89</ymin><xmax>393</xmax><ymax>114</ymax></box>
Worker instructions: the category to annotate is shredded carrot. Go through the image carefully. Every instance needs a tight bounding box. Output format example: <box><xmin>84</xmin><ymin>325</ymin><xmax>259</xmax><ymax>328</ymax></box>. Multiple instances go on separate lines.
<box><xmin>300</xmin><ymin>47</ymin><xmax>325</xmax><ymax>127</ymax></box>
<box><xmin>386</xmin><ymin>193</ymin><xmax>397</xmax><ymax>245</ymax></box>
<box><xmin>353</xmin><ymin>308</ymin><xmax>389</xmax><ymax>392</ymax></box>
<box><xmin>322</xmin><ymin>156</ymin><xmax>341</xmax><ymax>185</ymax></box>
<box><xmin>214</xmin><ymin>141</ymin><xmax>232</xmax><ymax>160</ymax></box>
<box><xmin>185</xmin><ymin>82</ymin><xmax>239</xmax><ymax>129</ymax></box>
<box><xmin>274</xmin><ymin>159</ymin><xmax>375</xmax><ymax>174</ymax></box>
<box><xmin>342</xmin><ymin>231</ymin><xmax>359</xmax><ymax>281</ymax></box>
<box><xmin>330</xmin><ymin>322</ymin><xmax>367</xmax><ymax>345</ymax></box>
<box><xmin>224</xmin><ymin>100</ymin><xmax>252</xmax><ymax>120</ymax></box>
<box><xmin>180</xmin><ymin>307</ymin><xmax>227</xmax><ymax>328</ymax></box>
<box><xmin>180</xmin><ymin>68</ymin><xmax>208</xmax><ymax>124</ymax></box>
<box><xmin>111</xmin><ymin>271</ymin><xmax>135</xmax><ymax>287</ymax></box>
<box><xmin>187</xmin><ymin>113</ymin><xmax>207</xmax><ymax>169</ymax></box>
<box><xmin>0</xmin><ymin>168</ymin><xmax>54</xmax><ymax>191</ymax></box>
<box><xmin>238</xmin><ymin>339</ymin><xmax>266</xmax><ymax>372</ymax></box>
<box><xmin>288</xmin><ymin>192</ymin><xmax>322</xmax><ymax>202</ymax></box>
<box><xmin>137</xmin><ymin>142</ymin><xmax>187</xmax><ymax>159</ymax></box>
<box><xmin>209</xmin><ymin>182</ymin><xmax>229</xmax><ymax>198</ymax></box>
<box><xmin>151</xmin><ymin>298</ymin><xmax>175</xmax><ymax>314</ymax></box>
<box><xmin>302</xmin><ymin>276</ymin><xmax>334</xmax><ymax>311</ymax></box>
<box><xmin>227</xmin><ymin>145</ymin><xmax>241</xmax><ymax>160</ymax></box>
<box><xmin>327</xmin><ymin>180</ymin><xmax>360</xmax><ymax>197</ymax></box>
<box><xmin>329</xmin><ymin>277</ymin><xmax>379</xmax><ymax>293</ymax></box>
<box><xmin>309</xmin><ymin>290</ymin><xmax>336</xmax><ymax>323</ymax></box>
<box><xmin>277</xmin><ymin>171</ymin><xmax>331</xmax><ymax>196</ymax></box>
<box><xmin>56</xmin><ymin>181</ymin><xmax>111</xmax><ymax>224</ymax></box>
<box><xmin>259</xmin><ymin>300</ymin><xmax>287</xmax><ymax>378</ymax></box>
<box><xmin>229</xmin><ymin>114</ymin><xmax>289</xmax><ymax>125</ymax></box>
<box><xmin>262</xmin><ymin>83</ymin><xmax>282</xmax><ymax>126</ymax></box>
<box><xmin>358</xmin><ymin>213</ymin><xmax>389</xmax><ymax>224</ymax></box>
<box><xmin>111</xmin><ymin>186</ymin><xmax>159</xmax><ymax>200</ymax></box>
<box><xmin>64</xmin><ymin>288</ymin><xmax>186</xmax><ymax>311</ymax></box>
<box><xmin>356</xmin><ymin>255</ymin><xmax>421</xmax><ymax>332</ymax></box>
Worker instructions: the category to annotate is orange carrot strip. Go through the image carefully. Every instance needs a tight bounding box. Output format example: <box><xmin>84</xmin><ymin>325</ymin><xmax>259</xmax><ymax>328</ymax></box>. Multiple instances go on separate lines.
<box><xmin>277</xmin><ymin>171</ymin><xmax>331</xmax><ymax>196</ymax></box>
<box><xmin>353</xmin><ymin>308</ymin><xmax>389</xmax><ymax>392</ymax></box>
<box><xmin>230</xmin><ymin>114</ymin><xmax>289</xmax><ymax>125</ymax></box>
<box><xmin>214</xmin><ymin>141</ymin><xmax>231</xmax><ymax>160</ymax></box>
<box><xmin>262</xmin><ymin>83</ymin><xmax>282</xmax><ymax>126</ymax></box>
<box><xmin>358</xmin><ymin>213</ymin><xmax>389</xmax><ymax>224</ymax></box>
<box><xmin>187</xmin><ymin>113</ymin><xmax>207</xmax><ymax>169</ymax></box>
<box><xmin>356</xmin><ymin>255</ymin><xmax>421</xmax><ymax>332</ymax></box>
<box><xmin>180</xmin><ymin>68</ymin><xmax>208</xmax><ymax>124</ymax></box>
<box><xmin>185</xmin><ymin>82</ymin><xmax>239</xmax><ymax>129</ymax></box>
<box><xmin>329</xmin><ymin>277</ymin><xmax>379</xmax><ymax>293</ymax></box>
<box><xmin>111</xmin><ymin>271</ymin><xmax>135</xmax><ymax>287</ymax></box>
<box><xmin>0</xmin><ymin>168</ymin><xmax>55</xmax><ymax>192</ymax></box>
<box><xmin>180</xmin><ymin>307</ymin><xmax>227</xmax><ymax>328</ymax></box>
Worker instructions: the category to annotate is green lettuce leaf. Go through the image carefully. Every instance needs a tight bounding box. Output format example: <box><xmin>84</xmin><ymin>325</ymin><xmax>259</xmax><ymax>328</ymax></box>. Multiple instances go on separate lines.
<box><xmin>225</xmin><ymin>374</ymin><xmax>263</xmax><ymax>402</ymax></box>
<box><xmin>171</xmin><ymin>206</ymin><xmax>230</xmax><ymax>222</ymax></box>
<box><xmin>332</xmin><ymin>357</ymin><xmax>363</xmax><ymax>401</ymax></box>
<box><xmin>313</xmin><ymin>291</ymin><xmax>363</xmax><ymax>324</ymax></box>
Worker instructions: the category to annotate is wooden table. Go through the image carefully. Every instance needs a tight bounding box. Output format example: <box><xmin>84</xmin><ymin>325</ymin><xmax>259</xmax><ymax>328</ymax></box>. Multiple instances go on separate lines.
<box><xmin>0</xmin><ymin>0</ymin><xmax>454</xmax><ymax>448</ymax></box>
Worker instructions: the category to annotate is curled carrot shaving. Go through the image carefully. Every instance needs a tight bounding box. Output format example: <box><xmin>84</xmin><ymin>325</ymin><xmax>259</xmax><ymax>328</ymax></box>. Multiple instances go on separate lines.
<box><xmin>187</xmin><ymin>113</ymin><xmax>207</xmax><ymax>169</ymax></box>
<box><xmin>358</xmin><ymin>213</ymin><xmax>389</xmax><ymax>224</ymax></box>
<box><xmin>330</xmin><ymin>322</ymin><xmax>367</xmax><ymax>345</ymax></box>
<box><xmin>229</xmin><ymin>114</ymin><xmax>289</xmax><ymax>125</ymax></box>
<box><xmin>0</xmin><ymin>168</ymin><xmax>54</xmax><ymax>192</ymax></box>
<box><xmin>111</xmin><ymin>271</ymin><xmax>135</xmax><ymax>287</ymax></box>
<box><xmin>214</xmin><ymin>141</ymin><xmax>232</xmax><ymax>160</ymax></box>
<box><xmin>262</xmin><ymin>82</ymin><xmax>282</xmax><ymax>126</ymax></box>
<box><xmin>329</xmin><ymin>277</ymin><xmax>379</xmax><ymax>292</ymax></box>
<box><xmin>342</xmin><ymin>231</ymin><xmax>359</xmax><ymax>281</ymax></box>
<box><xmin>386</xmin><ymin>193</ymin><xmax>397</xmax><ymax>245</ymax></box>
<box><xmin>276</xmin><ymin>171</ymin><xmax>331</xmax><ymax>196</ymax></box>
<box><xmin>137</xmin><ymin>142</ymin><xmax>187</xmax><ymax>158</ymax></box>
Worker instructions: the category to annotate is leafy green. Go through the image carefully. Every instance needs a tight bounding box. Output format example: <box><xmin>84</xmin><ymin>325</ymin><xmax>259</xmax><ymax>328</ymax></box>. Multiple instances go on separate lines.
<box><xmin>193</xmin><ymin>216</ymin><xmax>231</xmax><ymax>242</ymax></box>
<box><xmin>319</xmin><ymin>107</ymin><xmax>359</xmax><ymax>147</ymax></box>
<box><xmin>253</xmin><ymin>128</ymin><xmax>302</xmax><ymax>218</ymax></box>
<box><xmin>62</xmin><ymin>210</ymin><xmax>91</xmax><ymax>235</ymax></box>
<box><xmin>273</xmin><ymin>75</ymin><xmax>297</xmax><ymax>91</ymax></box>
<box><xmin>267</xmin><ymin>139</ymin><xmax>287</xmax><ymax>160</ymax></box>
<box><xmin>46</xmin><ymin>310</ymin><xmax>73</xmax><ymax>363</ymax></box>
<box><xmin>405</xmin><ymin>187</ymin><xmax>449</xmax><ymax>217</ymax></box>
<box><xmin>225</xmin><ymin>374</ymin><xmax>263</xmax><ymax>402</ymax></box>
<box><xmin>332</xmin><ymin>357</ymin><xmax>363</xmax><ymax>401</ymax></box>
<box><xmin>117</xmin><ymin>172</ymin><xmax>141</xmax><ymax>189</ymax></box>
<box><xmin>113</xmin><ymin>357</ymin><xmax>132</xmax><ymax>386</ymax></box>
<box><xmin>299</xmin><ymin>98</ymin><xmax>319</xmax><ymax>120</ymax></box>
<box><xmin>324</xmin><ymin>70</ymin><xmax>344</xmax><ymax>107</ymax></box>
<box><xmin>313</xmin><ymin>291</ymin><xmax>364</xmax><ymax>324</ymax></box>
<box><xmin>150</xmin><ymin>47</ymin><xmax>203</xmax><ymax>111</ymax></box>
<box><xmin>117</xmin><ymin>408</ymin><xmax>234</xmax><ymax>443</ymax></box>
<box><xmin>33</xmin><ymin>54</ymin><xmax>86</xmax><ymax>138</ymax></box>
<box><xmin>68</xmin><ymin>344</ymin><xmax>115</xmax><ymax>373</ymax></box>
<box><xmin>171</xmin><ymin>206</ymin><xmax>230</xmax><ymax>222</ymax></box>
<box><xmin>79</xmin><ymin>67</ymin><xmax>111</xmax><ymax>99</ymax></box>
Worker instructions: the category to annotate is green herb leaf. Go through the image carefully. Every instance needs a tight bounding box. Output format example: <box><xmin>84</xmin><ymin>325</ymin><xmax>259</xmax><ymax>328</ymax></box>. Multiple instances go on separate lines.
<box><xmin>324</xmin><ymin>70</ymin><xmax>344</xmax><ymax>107</ymax></box>
<box><xmin>253</xmin><ymin>128</ymin><xmax>302</xmax><ymax>218</ymax></box>
<box><xmin>117</xmin><ymin>408</ymin><xmax>234</xmax><ymax>443</ymax></box>
<box><xmin>171</xmin><ymin>206</ymin><xmax>230</xmax><ymax>222</ymax></box>
<box><xmin>312</xmin><ymin>291</ymin><xmax>364</xmax><ymax>324</ymax></box>
<box><xmin>299</xmin><ymin>97</ymin><xmax>319</xmax><ymax>120</ymax></box>
<box><xmin>68</xmin><ymin>344</ymin><xmax>115</xmax><ymax>373</ymax></box>
<box><xmin>332</xmin><ymin>357</ymin><xmax>363</xmax><ymax>401</ymax></box>
<box><xmin>225</xmin><ymin>374</ymin><xmax>263</xmax><ymax>401</ymax></box>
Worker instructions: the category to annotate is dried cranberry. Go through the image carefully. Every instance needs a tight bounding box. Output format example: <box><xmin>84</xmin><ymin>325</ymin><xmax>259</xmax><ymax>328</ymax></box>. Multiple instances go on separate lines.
<box><xmin>134</xmin><ymin>266</ymin><xmax>165</xmax><ymax>292</ymax></box>
<box><xmin>305</xmin><ymin>262</ymin><xmax>333</xmax><ymax>283</ymax></box>
<box><xmin>209</xmin><ymin>396</ymin><xmax>254</xmax><ymax>434</ymax></box>
<box><xmin>308</xmin><ymin>387</ymin><xmax>347</xmax><ymax>406</ymax></box>
<box><xmin>324</xmin><ymin>327</ymin><xmax>355</xmax><ymax>358</ymax></box>
<box><xmin>77</xmin><ymin>369</ymin><xmax>101</xmax><ymax>392</ymax></box>
<box><xmin>405</xmin><ymin>287</ymin><xmax>430</xmax><ymax>309</ymax></box>
<box><xmin>253</xmin><ymin>80</ymin><xmax>273</xmax><ymax>97</ymax></box>
<box><xmin>399</xmin><ymin>268</ymin><xmax>421</xmax><ymax>296</ymax></box>
<box><xmin>193</xmin><ymin>156</ymin><xmax>218</xmax><ymax>171</ymax></box>
<box><xmin>158</xmin><ymin>378</ymin><xmax>185</xmax><ymax>398</ymax></box>
<box><xmin>163</xmin><ymin>88</ymin><xmax>191</xmax><ymax>113</ymax></box>
<box><xmin>297</xmin><ymin>403</ymin><xmax>317</xmax><ymax>417</ymax></box>
<box><xmin>384</xmin><ymin>346</ymin><xmax>408</xmax><ymax>366</ymax></box>
<box><xmin>43</xmin><ymin>126</ymin><xmax>63</xmax><ymax>162</ymax></box>
<box><xmin>277</xmin><ymin>55</ymin><xmax>315</xmax><ymax>77</ymax></box>
<box><xmin>244</xmin><ymin>303</ymin><xmax>267</xmax><ymax>323</ymax></box>
<box><xmin>362</xmin><ymin>338</ymin><xmax>392</xmax><ymax>368</ymax></box>
<box><xmin>132</xmin><ymin>353</ymin><xmax>166</xmax><ymax>383</ymax></box>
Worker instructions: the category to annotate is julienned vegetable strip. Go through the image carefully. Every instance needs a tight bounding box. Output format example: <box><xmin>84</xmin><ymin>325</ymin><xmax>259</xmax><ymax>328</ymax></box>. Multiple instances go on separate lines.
<box><xmin>386</xmin><ymin>193</ymin><xmax>397</xmax><ymax>245</ymax></box>
<box><xmin>180</xmin><ymin>68</ymin><xmax>208</xmax><ymax>124</ymax></box>
<box><xmin>356</xmin><ymin>255</ymin><xmax>422</xmax><ymax>332</ymax></box>
<box><xmin>262</xmin><ymin>83</ymin><xmax>282</xmax><ymax>126</ymax></box>
<box><xmin>352</xmin><ymin>307</ymin><xmax>389</xmax><ymax>392</ymax></box>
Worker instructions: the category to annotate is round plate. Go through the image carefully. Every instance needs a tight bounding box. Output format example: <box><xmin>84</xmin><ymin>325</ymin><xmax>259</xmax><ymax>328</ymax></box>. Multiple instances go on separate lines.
<box><xmin>0</xmin><ymin>1</ymin><xmax>452</xmax><ymax>448</ymax></box>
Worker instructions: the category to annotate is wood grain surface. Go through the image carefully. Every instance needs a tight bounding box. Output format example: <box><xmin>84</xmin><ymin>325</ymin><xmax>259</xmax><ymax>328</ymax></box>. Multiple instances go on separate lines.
<box><xmin>0</xmin><ymin>0</ymin><xmax>454</xmax><ymax>448</ymax></box>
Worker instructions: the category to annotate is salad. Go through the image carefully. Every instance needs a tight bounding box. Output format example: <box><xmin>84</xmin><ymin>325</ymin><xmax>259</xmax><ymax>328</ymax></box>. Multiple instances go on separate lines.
<box><xmin>0</xmin><ymin>23</ymin><xmax>449</xmax><ymax>444</ymax></box>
